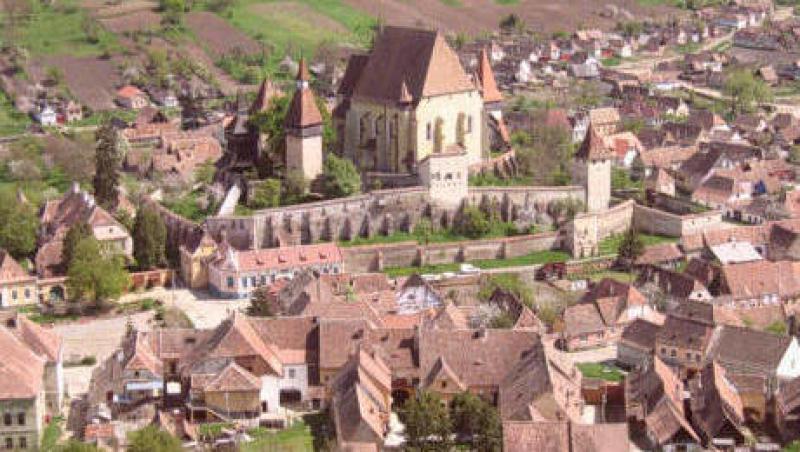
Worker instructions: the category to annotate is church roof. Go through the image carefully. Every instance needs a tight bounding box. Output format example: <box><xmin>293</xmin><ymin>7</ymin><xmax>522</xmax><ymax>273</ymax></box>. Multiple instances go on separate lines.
<box><xmin>351</xmin><ymin>26</ymin><xmax>476</xmax><ymax>104</ymax></box>
<box><xmin>250</xmin><ymin>78</ymin><xmax>281</xmax><ymax>114</ymax></box>
<box><xmin>476</xmin><ymin>48</ymin><xmax>503</xmax><ymax>103</ymax></box>
<box><xmin>575</xmin><ymin>124</ymin><xmax>615</xmax><ymax>161</ymax></box>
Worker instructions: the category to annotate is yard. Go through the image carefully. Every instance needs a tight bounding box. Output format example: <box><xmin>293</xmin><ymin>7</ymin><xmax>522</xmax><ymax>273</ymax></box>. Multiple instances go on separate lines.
<box><xmin>576</xmin><ymin>362</ymin><xmax>625</xmax><ymax>383</ymax></box>
<box><xmin>241</xmin><ymin>414</ymin><xmax>331</xmax><ymax>452</ymax></box>
<box><xmin>597</xmin><ymin>232</ymin><xmax>677</xmax><ymax>256</ymax></box>
<box><xmin>383</xmin><ymin>249</ymin><xmax>570</xmax><ymax>277</ymax></box>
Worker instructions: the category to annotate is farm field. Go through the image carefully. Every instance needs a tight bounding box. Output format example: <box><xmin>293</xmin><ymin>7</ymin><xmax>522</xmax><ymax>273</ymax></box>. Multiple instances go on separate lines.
<box><xmin>0</xmin><ymin>90</ymin><xmax>31</xmax><ymax>137</ymax></box>
<box><xmin>343</xmin><ymin>0</ymin><xmax>682</xmax><ymax>34</ymax></box>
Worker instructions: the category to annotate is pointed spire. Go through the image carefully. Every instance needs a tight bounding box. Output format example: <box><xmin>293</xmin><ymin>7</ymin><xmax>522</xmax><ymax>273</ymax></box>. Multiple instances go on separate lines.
<box><xmin>476</xmin><ymin>47</ymin><xmax>502</xmax><ymax>103</ymax></box>
<box><xmin>297</xmin><ymin>57</ymin><xmax>310</xmax><ymax>85</ymax></box>
<box><xmin>250</xmin><ymin>78</ymin><xmax>280</xmax><ymax>114</ymax></box>
<box><xmin>575</xmin><ymin>123</ymin><xmax>614</xmax><ymax>161</ymax></box>
<box><xmin>398</xmin><ymin>80</ymin><xmax>412</xmax><ymax>105</ymax></box>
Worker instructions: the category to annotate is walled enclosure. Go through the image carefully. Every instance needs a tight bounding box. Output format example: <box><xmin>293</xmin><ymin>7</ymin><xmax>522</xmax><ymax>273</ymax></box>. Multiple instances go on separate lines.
<box><xmin>204</xmin><ymin>185</ymin><xmax>586</xmax><ymax>251</ymax></box>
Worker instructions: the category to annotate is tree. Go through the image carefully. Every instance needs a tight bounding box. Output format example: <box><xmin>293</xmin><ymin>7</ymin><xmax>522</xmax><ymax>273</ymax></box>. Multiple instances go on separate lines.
<box><xmin>0</xmin><ymin>190</ymin><xmax>38</xmax><ymax>260</ymax></box>
<box><xmin>247</xmin><ymin>286</ymin><xmax>274</xmax><ymax>317</ymax></box>
<box><xmin>723</xmin><ymin>69</ymin><xmax>772</xmax><ymax>116</ymax></box>
<box><xmin>455</xmin><ymin>205</ymin><xmax>490</xmax><ymax>239</ymax></box>
<box><xmin>323</xmin><ymin>154</ymin><xmax>361</xmax><ymax>198</ymax></box>
<box><xmin>194</xmin><ymin>159</ymin><xmax>216</xmax><ymax>185</ymax></box>
<box><xmin>133</xmin><ymin>205</ymin><xmax>167</xmax><ymax>270</ymax></box>
<box><xmin>283</xmin><ymin>170</ymin><xmax>308</xmax><ymax>204</ymax></box>
<box><xmin>451</xmin><ymin>392</ymin><xmax>503</xmax><ymax>451</ymax></box>
<box><xmin>93</xmin><ymin>121</ymin><xmax>121</xmax><ymax>211</ymax></box>
<box><xmin>249</xmin><ymin>178</ymin><xmax>281</xmax><ymax>209</ymax></box>
<box><xmin>128</xmin><ymin>426</ymin><xmax>182</xmax><ymax>452</ymax></box>
<box><xmin>62</xmin><ymin>222</ymin><xmax>93</xmax><ymax>268</ymax></box>
<box><xmin>159</xmin><ymin>0</ymin><xmax>185</xmax><ymax>26</ymax></box>
<box><xmin>515</xmin><ymin>113</ymin><xmax>574</xmax><ymax>185</ymax></box>
<box><xmin>67</xmin><ymin>237</ymin><xmax>129</xmax><ymax>309</ymax></box>
<box><xmin>617</xmin><ymin>228</ymin><xmax>644</xmax><ymax>270</ymax></box>
<box><xmin>413</xmin><ymin>218</ymin><xmax>433</xmax><ymax>245</ymax></box>
<box><xmin>250</xmin><ymin>95</ymin><xmax>290</xmax><ymax>177</ymax></box>
<box><xmin>401</xmin><ymin>391</ymin><xmax>452</xmax><ymax>449</ymax></box>
<box><xmin>499</xmin><ymin>13</ymin><xmax>525</xmax><ymax>33</ymax></box>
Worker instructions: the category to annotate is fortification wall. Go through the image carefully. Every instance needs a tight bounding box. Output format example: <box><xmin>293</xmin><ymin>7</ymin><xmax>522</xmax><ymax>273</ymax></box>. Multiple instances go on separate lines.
<box><xmin>146</xmin><ymin>199</ymin><xmax>204</xmax><ymax>256</ymax></box>
<box><xmin>567</xmin><ymin>200</ymin><xmax>635</xmax><ymax>258</ymax></box>
<box><xmin>205</xmin><ymin>185</ymin><xmax>584</xmax><ymax>250</ymax></box>
<box><xmin>341</xmin><ymin>232</ymin><xmax>560</xmax><ymax>273</ymax></box>
<box><xmin>633</xmin><ymin>204</ymin><xmax>723</xmax><ymax>237</ymax></box>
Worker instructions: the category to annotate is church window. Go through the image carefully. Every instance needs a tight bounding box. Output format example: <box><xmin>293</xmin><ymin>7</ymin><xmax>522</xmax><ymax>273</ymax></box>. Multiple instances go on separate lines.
<box><xmin>467</xmin><ymin>115</ymin><xmax>473</xmax><ymax>133</ymax></box>
<box><xmin>426</xmin><ymin>122</ymin><xmax>432</xmax><ymax>141</ymax></box>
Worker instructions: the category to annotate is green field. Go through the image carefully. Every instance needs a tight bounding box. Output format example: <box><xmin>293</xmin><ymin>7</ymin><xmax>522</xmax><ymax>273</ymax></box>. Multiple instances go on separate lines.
<box><xmin>0</xmin><ymin>90</ymin><xmax>31</xmax><ymax>137</ymax></box>
<box><xmin>9</xmin><ymin>1</ymin><xmax>121</xmax><ymax>57</ymax></box>
<box><xmin>224</xmin><ymin>0</ymin><xmax>374</xmax><ymax>58</ymax></box>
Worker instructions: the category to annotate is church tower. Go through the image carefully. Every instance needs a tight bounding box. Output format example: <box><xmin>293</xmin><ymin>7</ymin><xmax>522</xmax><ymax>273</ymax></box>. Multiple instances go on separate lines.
<box><xmin>285</xmin><ymin>58</ymin><xmax>324</xmax><ymax>182</ymax></box>
<box><xmin>572</xmin><ymin>124</ymin><xmax>613</xmax><ymax>213</ymax></box>
<box><xmin>475</xmin><ymin>48</ymin><xmax>508</xmax><ymax>156</ymax></box>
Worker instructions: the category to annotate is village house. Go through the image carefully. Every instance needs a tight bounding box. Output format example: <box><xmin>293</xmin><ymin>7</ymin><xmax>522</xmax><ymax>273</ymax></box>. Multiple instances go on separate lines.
<box><xmin>688</xmin><ymin>361</ymin><xmax>748</xmax><ymax>448</ymax></box>
<box><xmin>626</xmin><ymin>357</ymin><xmax>701</xmax><ymax>450</ymax></box>
<box><xmin>0</xmin><ymin>313</ymin><xmax>64</xmax><ymax>450</ymax></box>
<box><xmin>207</xmin><ymin>242</ymin><xmax>344</xmax><ymax>298</ymax></box>
<box><xmin>562</xmin><ymin>278</ymin><xmax>656</xmax><ymax>351</ymax></box>
<box><xmin>503</xmin><ymin>421</ymin><xmax>630</xmax><ymax>452</ymax></box>
<box><xmin>617</xmin><ymin>318</ymin><xmax>661</xmax><ymax>369</ymax></box>
<box><xmin>587</xmin><ymin>106</ymin><xmax>620</xmax><ymax>136</ymax></box>
<box><xmin>0</xmin><ymin>250</ymin><xmax>37</xmax><ymax>308</ymax></box>
<box><xmin>115</xmin><ymin>85</ymin><xmax>150</xmax><ymax>110</ymax></box>
<box><xmin>706</xmin><ymin>325</ymin><xmax>800</xmax><ymax>383</ymax></box>
<box><xmin>36</xmin><ymin>183</ymin><xmax>133</xmax><ymax>279</ymax></box>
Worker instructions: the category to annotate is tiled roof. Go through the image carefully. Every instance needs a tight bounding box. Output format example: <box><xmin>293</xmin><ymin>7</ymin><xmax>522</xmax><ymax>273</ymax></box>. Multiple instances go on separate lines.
<box><xmin>0</xmin><ymin>326</ymin><xmax>45</xmax><ymax>399</ymax></box>
<box><xmin>351</xmin><ymin>26</ymin><xmax>476</xmax><ymax>103</ymax></box>
<box><xmin>219</xmin><ymin>243</ymin><xmax>343</xmax><ymax>273</ymax></box>
<box><xmin>503</xmin><ymin>421</ymin><xmax>629</xmax><ymax>452</ymax></box>
<box><xmin>0</xmin><ymin>250</ymin><xmax>34</xmax><ymax>284</ymax></box>
<box><xmin>575</xmin><ymin>124</ymin><xmax>615</xmax><ymax>161</ymax></box>
<box><xmin>708</xmin><ymin>325</ymin><xmax>793</xmax><ymax>374</ymax></box>
<box><xmin>250</xmin><ymin>78</ymin><xmax>282</xmax><ymax>114</ymax></box>
<box><xmin>720</xmin><ymin>260</ymin><xmax>800</xmax><ymax>300</ymax></box>
<box><xmin>203</xmin><ymin>361</ymin><xmax>261</xmax><ymax>392</ymax></box>
<box><xmin>418</xmin><ymin>329</ymin><xmax>539</xmax><ymax>388</ymax></box>
<box><xmin>285</xmin><ymin>58</ymin><xmax>322</xmax><ymax>129</ymax></box>
<box><xmin>636</xmin><ymin>243</ymin><xmax>683</xmax><ymax>266</ymax></box>
<box><xmin>690</xmin><ymin>361</ymin><xmax>745</xmax><ymax>441</ymax></box>
<box><xmin>621</xmin><ymin>319</ymin><xmax>661</xmax><ymax>351</ymax></box>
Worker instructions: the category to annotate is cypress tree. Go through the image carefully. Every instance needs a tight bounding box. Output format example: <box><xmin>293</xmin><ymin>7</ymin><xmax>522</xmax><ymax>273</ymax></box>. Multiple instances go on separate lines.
<box><xmin>93</xmin><ymin>121</ymin><xmax>121</xmax><ymax>211</ymax></box>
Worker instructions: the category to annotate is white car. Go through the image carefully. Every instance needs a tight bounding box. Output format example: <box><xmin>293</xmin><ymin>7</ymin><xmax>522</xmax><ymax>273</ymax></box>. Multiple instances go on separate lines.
<box><xmin>459</xmin><ymin>263</ymin><xmax>480</xmax><ymax>274</ymax></box>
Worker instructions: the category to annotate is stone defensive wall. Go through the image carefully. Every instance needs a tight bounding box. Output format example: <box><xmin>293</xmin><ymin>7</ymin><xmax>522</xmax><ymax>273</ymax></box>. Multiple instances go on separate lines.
<box><xmin>341</xmin><ymin>231</ymin><xmax>562</xmax><ymax>273</ymax></box>
<box><xmin>204</xmin><ymin>185</ymin><xmax>585</xmax><ymax>251</ymax></box>
<box><xmin>567</xmin><ymin>200</ymin><xmax>636</xmax><ymax>258</ymax></box>
<box><xmin>145</xmin><ymin>198</ymin><xmax>204</xmax><ymax>255</ymax></box>
<box><xmin>632</xmin><ymin>204</ymin><xmax>723</xmax><ymax>237</ymax></box>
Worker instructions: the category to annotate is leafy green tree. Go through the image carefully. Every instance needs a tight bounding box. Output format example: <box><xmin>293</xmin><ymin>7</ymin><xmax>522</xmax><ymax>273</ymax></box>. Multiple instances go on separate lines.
<box><xmin>323</xmin><ymin>154</ymin><xmax>361</xmax><ymax>198</ymax></box>
<box><xmin>499</xmin><ymin>13</ymin><xmax>525</xmax><ymax>32</ymax></box>
<box><xmin>282</xmin><ymin>170</ymin><xmax>308</xmax><ymax>205</ymax></box>
<box><xmin>617</xmin><ymin>228</ymin><xmax>644</xmax><ymax>270</ymax></box>
<box><xmin>0</xmin><ymin>190</ymin><xmax>38</xmax><ymax>259</ymax></box>
<box><xmin>250</xmin><ymin>95</ymin><xmax>290</xmax><ymax>178</ymax></box>
<box><xmin>413</xmin><ymin>218</ymin><xmax>433</xmax><ymax>245</ymax></box>
<box><xmin>516</xmin><ymin>115</ymin><xmax>573</xmax><ymax>185</ymax></box>
<box><xmin>67</xmin><ymin>237</ymin><xmax>129</xmax><ymax>308</ymax></box>
<box><xmin>401</xmin><ymin>391</ymin><xmax>452</xmax><ymax>450</ymax></box>
<box><xmin>62</xmin><ymin>222</ymin><xmax>93</xmax><ymax>269</ymax></box>
<box><xmin>723</xmin><ymin>69</ymin><xmax>772</xmax><ymax>116</ymax></box>
<box><xmin>133</xmin><ymin>205</ymin><xmax>167</xmax><ymax>270</ymax></box>
<box><xmin>249</xmin><ymin>179</ymin><xmax>281</xmax><ymax>209</ymax></box>
<box><xmin>451</xmin><ymin>392</ymin><xmax>503</xmax><ymax>451</ymax></box>
<box><xmin>93</xmin><ymin>121</ymin><xmax>121</xmax><ymax>211</ymax></box>
<box><xmin>128</xmin><ymin>426</ymin><xmax>182</xmax><ymax>452</ymax></box>
<box><xmin>194</xmin><ymin>159</ymin><xmax>216</xmax><ymax>185</ymax></box>
<box><xmin>159</xmin><ymin>0</ymin><xmax>185</xmax><ymax>26</ymax></box>
<box><xmin>456</xmin><ymin>205</ymin><xmax>490</xmax><ymax>239</ymax></box>
<box><xmin>247</xmin><ymin>286</ymin><xmax>274</xmax><ymax>317</ymax></box>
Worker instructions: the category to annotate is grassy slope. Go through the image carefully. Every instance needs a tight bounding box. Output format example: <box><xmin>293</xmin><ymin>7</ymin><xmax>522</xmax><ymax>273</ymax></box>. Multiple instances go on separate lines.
<box><xmin>225</xmin><ymin>0</ymin><xmax>374</xmax><ymax>57</ymax></box>
<box><xmin>0</xmin><ymin>90</ymin><xmax>31</xmax><ymax>137</ymax></box>
<box><xmin>13</xmin><ymin>1</ymin><xmax>120</xmax><ymax>57</ymax></box>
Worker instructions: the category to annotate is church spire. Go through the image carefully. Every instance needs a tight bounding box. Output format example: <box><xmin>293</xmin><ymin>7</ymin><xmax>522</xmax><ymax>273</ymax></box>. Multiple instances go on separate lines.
<box><xmin>476</xmin><ymin>48</ymin><xmax>502</xmax><ymax>104</ymax></box>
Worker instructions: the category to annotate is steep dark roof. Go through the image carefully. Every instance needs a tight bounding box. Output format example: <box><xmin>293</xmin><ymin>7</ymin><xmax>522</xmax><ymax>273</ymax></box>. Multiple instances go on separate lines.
<box><xmin>351</xmin><ymin>26</ymin><xmax>476</xmax><ymax>104</ymax></box>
